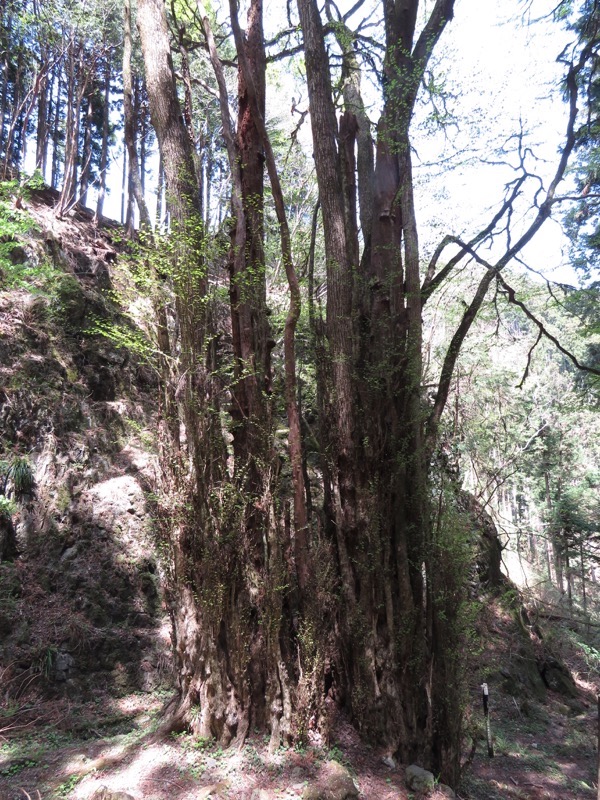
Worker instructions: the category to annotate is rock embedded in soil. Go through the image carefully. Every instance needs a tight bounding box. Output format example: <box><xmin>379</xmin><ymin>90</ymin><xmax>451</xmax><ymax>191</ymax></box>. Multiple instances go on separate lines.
<box><xmin>90</xmin><ymin>788</ymin><xmax>136</xmax><ymax>800</ymax></box>
<box><xmin>302</xmin><ymin>760</ymin><xmax>358</xmax><ymax>800</ymax></box>
<box><xmin>538</xmin><ymin>656</ymin><xmax>578</xmax><ymax>697</ymax></box>
<box><xmin>432</xmin><ymin>785</ymin><xmax>456</xmax><ymax>799</ymax></box>
<box><xmin>290</xmin><ymin>764</ymin><xmax>307</xmax><ymax>784</ymax></box>
<box><xmin>405</xmin><ymin>764</ymin><xmax>435</xmax><ymax>793</ymax></box>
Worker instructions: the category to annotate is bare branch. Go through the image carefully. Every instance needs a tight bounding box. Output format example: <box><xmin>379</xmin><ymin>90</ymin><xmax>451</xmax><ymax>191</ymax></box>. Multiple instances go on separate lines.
<box><xmin>426</xmin><ymin>42</ymin><xmax>593</xmax><ymax>446</ymax></box>
<box><xmin>497</xmin><ymin>276</ymin><xmax>600</xmax><ymax>376</ymax></box>
<box><xmin>422</xmin><ymin>176</ymin><xmax>527</xmax><ymax>302</ymax></box>
<box><xmin>195</xmin><ymin>1</ymin><xmax>237</xmax><ymax>170</ymax></box>
<box><xmin>412</xmin><ymin>0</ymin><xmax>456</xmax><ymax>76</ymax></box>
<box><xmin>426</xmin><ymin>267</ymin><xmax>496</xmax><ymax>451</ymax></box>
<box><xmin>517</xmin><ymin>328</ymin><xmax>543</xmax><ymax>389</ymax></box>
<box><xmin>343</xmin><ymin>0</ymin><xmax>367</xmax><ymax>23</ymax></box>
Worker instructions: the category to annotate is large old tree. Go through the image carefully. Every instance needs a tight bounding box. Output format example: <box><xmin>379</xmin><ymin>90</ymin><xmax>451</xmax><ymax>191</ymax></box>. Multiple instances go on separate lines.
<box><xmin>133</xmin><ymin>0</ymin><xmax>596</xmax><ymax>785</ymax></box>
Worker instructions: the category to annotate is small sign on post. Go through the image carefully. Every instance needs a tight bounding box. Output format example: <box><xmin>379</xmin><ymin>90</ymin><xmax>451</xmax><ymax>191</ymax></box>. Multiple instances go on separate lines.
<box><xmin>482</xmin><ymin>682</ymin><xmax>494</xmax><ymax>758</ymax></box>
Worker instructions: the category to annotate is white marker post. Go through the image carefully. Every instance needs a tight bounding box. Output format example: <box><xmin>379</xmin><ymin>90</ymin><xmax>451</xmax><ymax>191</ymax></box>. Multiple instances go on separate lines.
<box><xmin>482</xmin><ymin>683</ymin><xmax>494</xmax><ymax>758</ymax></box>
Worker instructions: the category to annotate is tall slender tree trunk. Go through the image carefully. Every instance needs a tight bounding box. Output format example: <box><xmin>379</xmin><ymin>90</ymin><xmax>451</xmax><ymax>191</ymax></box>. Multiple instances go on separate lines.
<box><xmin>2</xmin><ymin>47</ymin><xmax>23</xmax><ymax>175</ymax></box>
<box><xmin>205</xmin><ymin>145</ymin><xmax>212</xmax><ymax>227</ymax></box>
<box><xmin>56</xmin><ymin>44</ymin><xmax>88</xmax><ymax>216</ymax></box>
<box><xmin>155</xmin><ymin>151</ymin><xmax>164</xmax><ymax>228</ymax></box>
<box><xmin>138</xmin><ymin>0</ymin><xmax>243</xmax><ymax>746</ymax></box>
<box><xmin>580</xmin><ymin>540</ymin><xmax>588</xmax><ymax>621</ymax></box>
<box><xmin>565</xmin><ymin>532</ymin><xmax>573</xmax><ymax>610</ymax></box>
<box><xmin>0</xmin><ymin>12</ymin><xmax>10</xmax><ymax>162</ymax></box>
<box><xmin>123</xmin><ymin>0</ymin><xmax>151</xmax><ymax>233</ymax></box>
<box><xmin>228</xmin><ymin>0</ymin><xmax>309</xmax><ymax>593</ymax></box>
<box><xmin>50</xmin><ymin>66</ymin><xmax>63</xmax><ymax>189</ymax></box>
<box><xmin>80</xmin><ymin>92</ymin><xmax>93</xmax><ymax>207</ymax></box>
<box><xmin>56</xmin><ymin>49</ymin><xmax>77</xmax><ymax>212</ymax></box>
<box><xmin>138</xmin><ymin>0</ymin><xmax>306</xmax><ymax>749</ymax></box>
<box><xmin>120</xmin><ymin>145</ymin><xmax>127</xmax><ymax>224</ymax></box>
<box><xmin>139</xmin><ymin>80</ymin><xmax>147</xmax><ymax>196</ymax></box>
<box><xmin>35</xmin><ymin>55</ymin><xmax>49</xmax><ymax>174</ymax></box>
<box><xmin>545</xmin><ymin>471</ymin><xmax>564</xmax><ymax>592</ymax></box>
<box><xmin>95</xmin><ymin>58</ymin><xmax>111</xmax><ymax>224</ymax></box>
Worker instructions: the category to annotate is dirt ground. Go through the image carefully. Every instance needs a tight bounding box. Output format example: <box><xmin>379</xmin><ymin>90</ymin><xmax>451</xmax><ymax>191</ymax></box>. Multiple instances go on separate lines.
<box><xmin>0</xmin><ymin>673</ymin><xmax>597</xmax><ymax>800</ymax></box>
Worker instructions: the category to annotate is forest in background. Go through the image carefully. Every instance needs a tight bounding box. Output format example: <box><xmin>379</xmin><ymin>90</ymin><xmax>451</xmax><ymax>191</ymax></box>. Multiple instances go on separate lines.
<box><xmin>0</xmin><ymin>0</ymin><xmax>599</xmax><ymax>791</ymax></box>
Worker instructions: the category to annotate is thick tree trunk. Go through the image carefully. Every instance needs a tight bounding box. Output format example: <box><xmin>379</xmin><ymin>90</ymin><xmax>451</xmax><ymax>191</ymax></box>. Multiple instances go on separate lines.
<box><xmin>297</xmin><ymin>0</ymin><xmax>460</xmax><ymax>784</ymax></box>
<box><xmin>138</xmin><ymin>0</ymin><xmax>294</xmax><ymax>749</ymax></box>
<box><xmin>176</xmin><ymin>26</ymin><xmax>202</xmax><ymax>210</ymax></box>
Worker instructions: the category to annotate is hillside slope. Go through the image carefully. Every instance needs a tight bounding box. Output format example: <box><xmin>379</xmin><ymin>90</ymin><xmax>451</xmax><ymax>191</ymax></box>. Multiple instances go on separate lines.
<box><xmin>0</xmin><ymin>186</ymin><xmax>171</xmax><ymax>739</ymax></box>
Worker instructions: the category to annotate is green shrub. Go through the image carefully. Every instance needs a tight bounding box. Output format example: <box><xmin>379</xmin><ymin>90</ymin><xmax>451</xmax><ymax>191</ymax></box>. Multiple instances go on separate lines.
<box><xmin>0</xmin><ymin>495</ymin><xmax>16</xmax><ymax>519</ymax></box>
<box><xmin>0</xmin><ymin>455</ymin><xmax>34</xmax><ymax>503</ymax></box>
<box><xmin>10</xmin><ymin>455</ymin><xmax>34</xmax><ymax>498</ymax></box>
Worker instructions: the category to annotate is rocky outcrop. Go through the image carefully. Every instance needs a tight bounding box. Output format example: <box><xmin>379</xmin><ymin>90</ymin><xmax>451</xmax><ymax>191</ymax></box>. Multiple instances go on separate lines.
<box><xmin>0</xmin><ymin>190</ymin><xmax>170</xmax><ymax>708</ymax></box>
<box><xmin>459</xmin><ymin>491</ymin><xmax>505</xmax><ymax>589</ymax></box>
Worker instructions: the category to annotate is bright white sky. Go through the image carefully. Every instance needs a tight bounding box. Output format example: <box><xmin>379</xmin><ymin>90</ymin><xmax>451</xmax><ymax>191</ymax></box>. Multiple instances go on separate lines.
<box><xmin>417</xmin><ymin>0</ymin><xmax>577</xmax><ymax>283</ymax></box>
<box><xmin>262</xmin><ymin>0</ymin><xmax>584</xmax><ymax>285</ymax></box>
<box><xmin>43</xmin><ymin>0</ymin><xmax>588</xmax><ymax>286</ymax></box>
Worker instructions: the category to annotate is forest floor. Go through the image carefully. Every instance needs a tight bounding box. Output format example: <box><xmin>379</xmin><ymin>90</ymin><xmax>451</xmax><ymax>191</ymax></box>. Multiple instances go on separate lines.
<box><xmin>1</xmin><ymin>600</ymin><xmax>598</xmax><ymax>800</ymax></box>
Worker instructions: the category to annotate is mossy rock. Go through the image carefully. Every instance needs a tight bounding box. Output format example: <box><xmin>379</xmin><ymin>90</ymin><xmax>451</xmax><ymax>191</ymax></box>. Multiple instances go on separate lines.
<box><xmin>50</xmin><ymin>274</ymin><xmax>87</xmax><ymax>331</ymax></box>
<box><xmin>139</xmin><ymin>570</ymin><xmax>159</xmax><ymax>603</ymax></box>
<box><xmin>90</xmin><ymin>788</ymin><xmax>135</xmax><ymax>800</ymax></box>
<box><xmin>0</xmin><ymin>516</ymin><xmax>19</xmax><ymax>562</ymax></box>
<box><xmin>538</xmin><ymin>657</ymin><xmax>578</xmax><ymax>698</ymax></box>
<box><xmin>498</xmin><ymin>645</ymin><xmax>547</xmax><ymax>701</ymax></box>
<box><xmin>0</xmin><ymin>562</ymin><xmax>21</xmax><ymax>596</ymax></box>
<box><xmin>0</xmin><ymin>606</ymin><xmax>15</xmax><ymax>634</ymax></box>
<box><xmin>8</xmin><ymin>243</ymin><xmax>27</xmax><ymax>264</ymax></box>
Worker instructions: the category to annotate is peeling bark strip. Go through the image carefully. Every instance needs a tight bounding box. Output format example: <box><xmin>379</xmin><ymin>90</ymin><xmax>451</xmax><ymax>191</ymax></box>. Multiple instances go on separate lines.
<box><xmin>228</xmin><ymin>0</ymin><xmax>309</xmax><ymax>593</ymax></box>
